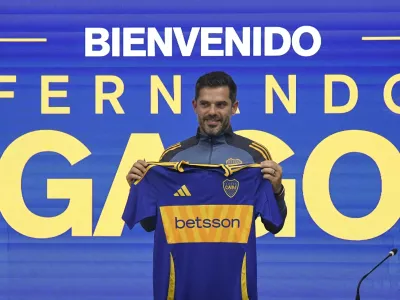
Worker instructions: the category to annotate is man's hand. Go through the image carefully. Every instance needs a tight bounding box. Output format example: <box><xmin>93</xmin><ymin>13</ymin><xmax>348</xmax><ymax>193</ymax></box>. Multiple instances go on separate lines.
<box><xmin>260</xmin><ymin>160</ymin><xmax>283</xmax><ymax>194</ymax></box>
<box><xmin>126</xmin><ymin>160</ymin><xmax>148</xmax><ymax>186</ymax></box>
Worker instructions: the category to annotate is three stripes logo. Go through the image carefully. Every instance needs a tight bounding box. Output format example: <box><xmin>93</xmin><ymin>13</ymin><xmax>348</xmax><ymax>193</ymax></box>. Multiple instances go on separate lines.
<box><xmin>174</xmin><ymin>185</ymin><xmax>191</xmax><ymax>197</ymax></box>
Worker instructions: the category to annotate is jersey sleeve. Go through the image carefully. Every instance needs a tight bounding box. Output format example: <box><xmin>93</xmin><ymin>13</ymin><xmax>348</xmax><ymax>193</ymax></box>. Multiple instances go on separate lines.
<box><xmin>255</xmin><ymin>178</ymin><xmax>284</xmax><ymax>234</ymax></box>
<box><xmin>122</xmin><ymin>168</ymin><xmax>158</xmax><ymax>230</ymax></box>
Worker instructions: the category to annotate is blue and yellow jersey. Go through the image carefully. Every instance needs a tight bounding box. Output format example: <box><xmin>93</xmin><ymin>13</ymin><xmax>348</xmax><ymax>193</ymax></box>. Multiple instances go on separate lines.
<box><xmin>122</xmin><ymin>161</ymin><xmax>284</xmax><ymax>300</ymax></box>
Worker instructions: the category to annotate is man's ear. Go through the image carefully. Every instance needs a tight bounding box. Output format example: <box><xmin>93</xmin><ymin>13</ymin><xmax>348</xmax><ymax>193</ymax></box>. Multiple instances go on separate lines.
<box><xmin>192</xmin><ymin>99</ymin><xmax>197</xmax><ymax>111</ymax></box>
<box><xmin>232</xmin><ymin>100</ymin><xmax>239</xmax><ymax>115</ymax></box>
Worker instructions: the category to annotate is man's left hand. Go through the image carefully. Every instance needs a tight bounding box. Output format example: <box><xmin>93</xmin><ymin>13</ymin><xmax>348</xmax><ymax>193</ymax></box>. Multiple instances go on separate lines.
<box><xmin>260</xmin><ymin>160</ymin><xmax>283</xmax><ymax>194</ymax></box>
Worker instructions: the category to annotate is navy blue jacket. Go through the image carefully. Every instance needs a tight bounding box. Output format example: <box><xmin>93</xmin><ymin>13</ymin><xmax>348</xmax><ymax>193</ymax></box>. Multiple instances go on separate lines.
<box><xmin>140</xmin><ymin>126</ymin><xmax>287</xmax><ymax>232</ymax></box>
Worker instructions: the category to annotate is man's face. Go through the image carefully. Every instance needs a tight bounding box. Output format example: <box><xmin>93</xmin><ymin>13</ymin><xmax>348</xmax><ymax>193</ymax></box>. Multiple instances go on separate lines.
<box><xmin>192</xmin><ymin>86</ymin><xmax>239</xmax><ymax>136</ymax></box>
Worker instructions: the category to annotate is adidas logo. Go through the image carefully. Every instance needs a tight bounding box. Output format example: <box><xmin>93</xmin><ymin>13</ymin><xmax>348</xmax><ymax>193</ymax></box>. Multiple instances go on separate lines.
<box><xmin>174</xmin><ymin>185</ymin><xmax>191</xmax><ymax>197</ymax></box>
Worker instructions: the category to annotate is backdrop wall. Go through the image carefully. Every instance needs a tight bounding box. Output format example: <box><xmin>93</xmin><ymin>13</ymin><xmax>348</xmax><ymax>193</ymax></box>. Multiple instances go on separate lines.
<box><xmin>0</xmin><ymin>0</ymin><xmax>399</xmax><ymax>299</ymax></box>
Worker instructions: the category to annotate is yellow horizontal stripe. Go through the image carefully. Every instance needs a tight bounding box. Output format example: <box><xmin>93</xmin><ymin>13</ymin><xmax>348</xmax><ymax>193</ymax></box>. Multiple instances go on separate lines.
<box><xmin>137</xmin><ymin>161</ymin><xmax>264</xmax><ymax>180</ymax></box>
<box><xmin>0</xmin><ymin>91</ymin><xmax>14</xmax><ymax>98</ymax></box>
<box><xmin>186</xmin><ymin>163</ymin><xmax>222</xmax><ymax>168</ymax></box>
<box><xmin>160</xmin><ymin>205</ymin><xmax>253</xmax><ymax>244</ymax></box>
<box><xmin>174</xmin><ymin>162</ymin><xmax>234</xmax><ymax>176</ymax></box>
<box><xmin>230</xmin><ymin>163</ymin><xmax>260</xmax><ymax>174</ymax></box>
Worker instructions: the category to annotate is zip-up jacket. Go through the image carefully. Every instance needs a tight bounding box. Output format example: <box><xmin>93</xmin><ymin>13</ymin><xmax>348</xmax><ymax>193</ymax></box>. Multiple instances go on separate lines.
<box><xmin>139</xmin><ymin>126</ymin><xmax>287</xmax><ymax>232</ymax></box>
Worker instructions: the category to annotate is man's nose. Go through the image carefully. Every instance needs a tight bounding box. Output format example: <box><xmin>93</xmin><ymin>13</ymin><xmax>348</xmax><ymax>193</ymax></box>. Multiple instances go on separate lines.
<box><xmin>208</xmin><ymin>104</ymin><xmax>216</xmax><ymax>115</ymax></box>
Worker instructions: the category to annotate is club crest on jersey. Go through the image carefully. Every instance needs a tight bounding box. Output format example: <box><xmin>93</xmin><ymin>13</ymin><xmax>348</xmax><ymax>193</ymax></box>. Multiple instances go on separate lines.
<box><xmin>226</xmin><ymin>158</ymin><xmax>243</xmax><ymax>165</ymax></box>
<box><xmin>223</xmin><ymin>179</ymin><xmax>239</xmax><ymax>198</ymax></box>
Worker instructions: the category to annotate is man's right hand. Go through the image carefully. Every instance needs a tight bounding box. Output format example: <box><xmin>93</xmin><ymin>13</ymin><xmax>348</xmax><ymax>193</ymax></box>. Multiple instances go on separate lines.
<box><xmin>126</xmin><ymin>160</ymin><xmax>148</xmax><ymax>186</ymax></box>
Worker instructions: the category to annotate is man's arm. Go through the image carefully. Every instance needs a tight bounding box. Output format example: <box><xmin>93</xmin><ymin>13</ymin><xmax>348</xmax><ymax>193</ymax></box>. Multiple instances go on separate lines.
<box><xmin>270</xmin><ymin>184</ymin><xmax>287</xmax><ymax>221</ymax></box>
<box><xmin>259</xmin><ymin>162</ymin><xmax>288</xmax><ymax>226</ymax></box>
<box><xmin>225</xmin><ymin>134</ymin><xmax>287</xmax><ymax>227</ymax></box>
<box><xmin>123</xmin><ymin>167</ymin><xmax>158</xmax><ymax>232</ymax></box>
<box><xmin>259</xmin><ymin>182</ymin><xmax>287</xmax><ymax>233</ymax></box>
<box><xmin>247</xmin><ymin>141</ymin><xmax>288</xmax><ymax>228</ymax></box>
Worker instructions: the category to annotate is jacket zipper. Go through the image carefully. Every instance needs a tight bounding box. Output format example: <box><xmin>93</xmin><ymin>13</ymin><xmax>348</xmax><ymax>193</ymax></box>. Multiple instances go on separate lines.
<box><xmin>208</xmin><ymin>137</ymin><xmax>213</xmax><ymax>164</ymax></box>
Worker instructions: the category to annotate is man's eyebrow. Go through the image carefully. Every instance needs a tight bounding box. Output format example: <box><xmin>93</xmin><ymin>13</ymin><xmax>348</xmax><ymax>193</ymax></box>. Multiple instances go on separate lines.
<box><xmin>214</xmin><ymin>100</ymin><xmax>229</xmax><ymax>105</ymax></box>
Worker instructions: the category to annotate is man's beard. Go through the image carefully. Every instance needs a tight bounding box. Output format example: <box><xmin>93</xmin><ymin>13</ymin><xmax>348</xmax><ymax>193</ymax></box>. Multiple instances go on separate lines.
<box><xmin>200</xmin><ymin>116</ymin><xmax>229</xmax><ymax>136</ymax></box>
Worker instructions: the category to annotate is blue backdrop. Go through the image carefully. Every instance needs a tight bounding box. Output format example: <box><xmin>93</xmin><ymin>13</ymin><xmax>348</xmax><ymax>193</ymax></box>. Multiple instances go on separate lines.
<box><xmin>0</xmin><ymin>0</ymin><xmax>399</xmax><ymax>299</ymax></box>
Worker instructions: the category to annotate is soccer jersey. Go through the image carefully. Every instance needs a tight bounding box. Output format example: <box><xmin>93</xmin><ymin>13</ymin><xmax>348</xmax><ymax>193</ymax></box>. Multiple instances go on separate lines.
<box><xmin>122</xmin><ymin>161</ymin><xmax>284</xmax><ymax>300</ymax></box>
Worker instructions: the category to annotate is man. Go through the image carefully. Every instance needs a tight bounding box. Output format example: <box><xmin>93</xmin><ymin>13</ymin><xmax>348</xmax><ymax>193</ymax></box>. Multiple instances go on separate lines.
<box><xmin>126</xmin><ymin>71</ymin><xmax>287</xmax><ymax>232</ymax></box>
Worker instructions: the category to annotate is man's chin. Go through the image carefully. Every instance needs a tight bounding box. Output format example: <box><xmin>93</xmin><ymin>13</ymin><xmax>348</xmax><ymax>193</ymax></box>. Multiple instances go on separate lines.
<box><xmin>204</xmin><ymin>126</ymin><xmax>222</xmax><ymax>136</ymax></box>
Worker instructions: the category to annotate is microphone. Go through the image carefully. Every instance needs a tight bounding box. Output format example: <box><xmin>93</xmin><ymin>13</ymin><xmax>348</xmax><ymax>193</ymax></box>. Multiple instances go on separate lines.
<box><xmin>355</xmin><ymin>248</ymin><xmax>397</xmax><ymax>300</ymax></box>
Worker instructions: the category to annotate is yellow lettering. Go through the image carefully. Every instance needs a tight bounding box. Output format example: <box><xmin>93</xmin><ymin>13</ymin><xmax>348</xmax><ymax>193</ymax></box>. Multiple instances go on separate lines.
<box><xmin>47</xmin><ymin>179</ymin><xmax>92</xmax><ymax>237</ymax></box>
<box><xmin>383</xmin><ymin>73</ymin><xmax>400</xmax><ymax>114</ymax></box>
<box><xmin>41</xmin><ymin>75</ymin><xmax>70</xmax><ymax>114</ymax></box>
<box><xmin>235</xmin><ymin>130</ymin><xmax>295</xmax><ymax>237</ymax></box>
<box><xmin>9</xmin><ymin>129</ymin><xmax>396</xmax><ymax>241</ymax></box>
<box><xmin>0</xmin><ymin>130</ymin><xmax>92</xmax><ymax>238</ymax></box>
<box><xmin>151</xmin><ymin>75</ymin><xmax>181</xmax><ymax>114</ymax></box>
<box><xmin>95</xmin><ymin>75</ymin><xmax>125</xmax><ymax>114</ymax></box>
<box><xmin>265</xmin><ymin>75</ymin><xmax>296</xmax><ymax>114</ymax></box>
<box><xmin>324</xmin><ymin>74</ymin><xmax>358</xmax><ymax>113</ymax></box>
<box><xmin>303</xmin><ymin>130</ymin><xmax>400</xmax><ymax>240</ymax></box>
<box><xmin>94</xmin><ymin>133</ymin><xmax>165</xmax><ymax>236</ymax></box>
<box><xmin>0</xmin><ymin>75</ymin><xmax>16</xmax><ymax>98</ymax></box>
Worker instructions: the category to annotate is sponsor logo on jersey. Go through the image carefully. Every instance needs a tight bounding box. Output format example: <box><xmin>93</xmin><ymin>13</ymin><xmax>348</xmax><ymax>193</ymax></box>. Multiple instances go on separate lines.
<box><xmin>160</xmin><ymin>205</ymin><xmax>253</xmax><ymax>243</ymax></box>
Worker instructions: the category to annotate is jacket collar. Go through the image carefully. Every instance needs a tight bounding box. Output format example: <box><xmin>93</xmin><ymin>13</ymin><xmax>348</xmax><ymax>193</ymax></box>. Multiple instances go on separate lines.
<box><xmin>195</xmin><ymin>125</ymin><xmax>234</xmax><ymax>143</ymax></box>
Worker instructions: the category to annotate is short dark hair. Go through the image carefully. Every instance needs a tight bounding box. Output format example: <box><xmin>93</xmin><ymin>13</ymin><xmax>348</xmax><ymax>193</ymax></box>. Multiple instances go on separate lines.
<box><xmin>195</xmin><ymin>71</ymin><xmax>237</xmax><ymax>103</ymax></box>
